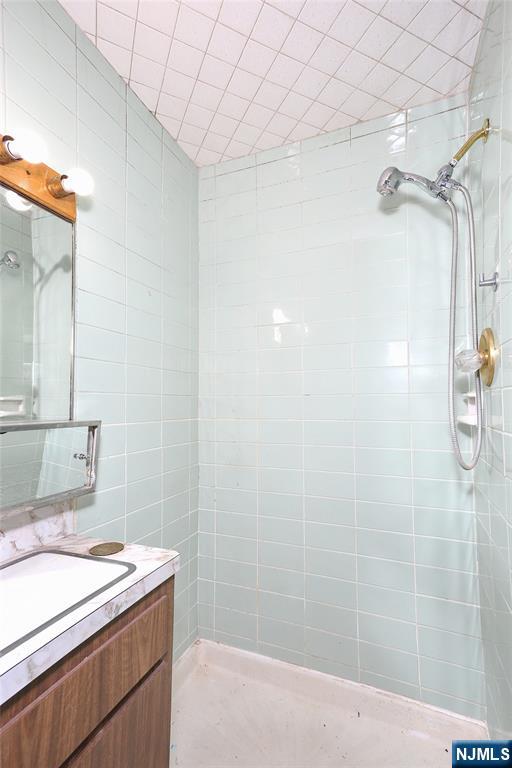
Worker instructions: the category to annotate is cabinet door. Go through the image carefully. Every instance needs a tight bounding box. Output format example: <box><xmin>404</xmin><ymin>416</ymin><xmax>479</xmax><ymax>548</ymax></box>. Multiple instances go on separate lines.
<box><xmin>65</xmin><ymin>660</ymin><xmax>171</xmax><ymax>768</ymax></box>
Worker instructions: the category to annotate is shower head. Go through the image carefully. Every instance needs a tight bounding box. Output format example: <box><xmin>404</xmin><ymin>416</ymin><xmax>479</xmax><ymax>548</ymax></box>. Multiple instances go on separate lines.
<box><xmin>377</xmin><ymin>166</ymin><xmax>447</xmax><ymax>200</ymax></box>
<box><xmin>1</xmin><ymin>250</ymin><xmax>20</xmax><ymax>270</ymax></box>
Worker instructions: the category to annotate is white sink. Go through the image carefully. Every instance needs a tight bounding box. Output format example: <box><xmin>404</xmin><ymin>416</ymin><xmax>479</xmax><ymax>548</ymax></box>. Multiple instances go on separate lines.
<box><xmin>0</xmin><ymin>550</ymin><xmax>135</xmax><ymax>655</ymax></box>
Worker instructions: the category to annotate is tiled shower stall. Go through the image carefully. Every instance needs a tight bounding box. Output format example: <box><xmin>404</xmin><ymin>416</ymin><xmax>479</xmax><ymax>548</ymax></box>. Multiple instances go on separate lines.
<box><xmin>0</xmin><ymin>0</ymin><xmax>511</xmax><ymax>740</ymax></box>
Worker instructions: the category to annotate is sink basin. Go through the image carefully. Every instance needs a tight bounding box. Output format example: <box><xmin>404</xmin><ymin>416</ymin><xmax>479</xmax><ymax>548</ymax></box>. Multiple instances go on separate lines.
<box><xmin>0</xmin><ymin>550</ymin><xmax>135</xmax><ymax>657</ymax></box>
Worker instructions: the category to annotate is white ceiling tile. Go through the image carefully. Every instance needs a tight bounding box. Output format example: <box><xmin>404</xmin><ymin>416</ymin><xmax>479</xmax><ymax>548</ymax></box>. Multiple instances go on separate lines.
<box><xmin>203</xmin><ymin>131</ymin><xmax>231</xmax><ymax>152</ymax></box>
<box><xmin>63</xmin><ymin>0</ymin><xmax>486</xmax><ymax>166</ymax></box>
<box><xmin>264</xmin><ymin>0</ymin><xmax>305</xmax><ymax>19</ymax></box>
<box><xmin>129</xmin><ymin>81</ymin><xmax>159</xmax><ymax>111</ymax></box>
<box><xmin>280</xmin><ymin>90</ymin><xmax>313</xmax><ymax>119</ymax></box>
<box><xmin>382</xmin><ymin>73</ymin><xmax>421</xmax><ymax>106</ymax></box>
<box><xmin>191</xmin><ymin>80</ymin><xmax>224</xmax><ymax>110</ymax></box>
<box><xmin>293</xmin><ymin>66</ymin><xmax>330</xmax><ymax>98</ymax></box>
<box><xmin>158</xmin><ymin>92</ymin><xmax>188</xmax><ymax>120</ymax></box>
<box><xmin>428</xmin><ymin>57</ymin><xmax>471</xmax><ymax>93</ymax></box>
<box><xmin>298</xmin><ymin>0</ymin><xmax>345</xmax><ymax>33</ymax></box>
<box><xmin>97</xmin><ymin>3</ymin><xmax>135</xmax><ymax>49</ymax></box>
<box><xmin>266</xmin><ymin>111</ymin><xmax>297</xmax><ymax>137</ymax></box>
<box><xmin>218</xmin><ymin>91</ymin><xmax>250</xmax><ymax>119</ymax></box>
<box><xmin>337</xmin><ymin>50</ymin><xmax>375</xmax><ymax>87</ymax></box>
<box><xmin>356</xmin><ymin>16</ymin><xmax>402</xmax><ymax>59</ymax></box>
<box><xmin>177</xmin><ymin>138</ymin><xmax>198</xmax><ymax>158</ymax></box>
<box><xmin>209</xmin><ymin>112</ymin><xmax>239</xmax><ymax>137</ymax></box>
<box><xmin>356</xmin><ymin>0</ymin><xmax>387</xmax><ymax>11</ymax></box>
<box><xmin>381</xmin><ymin>31</ymin><xmax>426</xmax><ymax>71</ymax></box>
<box><xmin>317</xmin><ymin>77</ymin><xmax>353</xmax><ymax>109</ymax></box>
<box><xmin>208</xmin><ymin>22</ymin><xmax>247</xmax><ymax>64</ymax></box>
<box><xmin>180</xmin><ymin>123</ymin><xmax>207</xmax><ymax>144</ymax></box>
<box><xmin>457</xmin><ymin>33</ymin><xmax>480</xmax><ymax>66</ymax></box>
<box><xmin>358</xmin><ymin>62</ymin><xmax>399</xmax><ymax>97</ymax></box>
<box><xmin>137</xmin><ymin>0</ymin><xmax>179</xmax><ymax>35</ymax></box>
<box><xmin>362</xmin><ymin>98</ymin><xmax>397</xmax><ymax>120</ymax></box>
<box><xmin>196</xmin><ymin>147</ymin><xmax>222</xmax><ymax>164</ymax></box>
<box><xmin>324</xmin><ymin>111</ymin><xmax>353</xmax><ymax>131</ymax></box>
<box><xmin>406</xmin><ymin>45</ymin><xmax>450</xmax><ymax>82</ymax></box>
<box><xmin>328</xmin><ymin>0</ymin><xmax>376</xmax><ymax>48</ymax></box>
<box><xmin>157</xmin><ymin>113</ymin><xmax>181</xmax><ymax>138</ymax></box>
<box><xmin>464</xmin><ymin>0</ymin><xmax>488</xmax><ymax>18</ymax></box>
<box><xmin>226</xmin><ymin>139</ymin><xmax>252</xmax><ymax>157</ymax></box>
<box><xmin>404</xmin><ymin>84</ymin><xmax>441</xmax><ymax>108</ymax></box>
<box><xmin>380</xmin><ymin>0</ymin><xmax>426</xmax><ymax>27</ymax></box>
<box><xmin>243</xmin><ymin>102</ymin><xmax>274</xmax><ymax>128</ymax></box>
<box><xmin>233</xmin><ymin>122</ymin><xmax>262</xmax><ymax>145</ymax></box>
<box><xmin>62</xmin><ymin>0</ymin><xmax>96</xmax><ymax>34</ymax></box>
<box><xmin>198</xmin><ymin>54</ymin><xmax>235</xmax><ymax>88</ymax></box>
<box><xmin>181</xmin><ymin>0</ymin><xmax>222</xmax><ymax>21</ymax></box>
<box><xmin>267</xmin><ymin>53</ymin><xmax>304</xmax><ymax>88</ymax></box>
<box><xmin>133</xmin><ymin>23</ymin><xmax>172</xmax><ymax>65</ymax></box>
<box><xmin>185</xmin><ymin>102</ymin><xmax>215</xmax><ymax>129</ymax></box>
<box><xmin>168</xmin><ymin>39</ymin><xmax>204</xmax><ymax>77</ymax></box>
<box><xmin>452</xmin><ymin>72</ymin><xmax>470</xmax><ymax>93</ymax></box>
<box><xmin>218</xmin><ymin>0</ymin><xmax>263</xmax><ymax>35</ymax></box>
<box><xmin>342</xmin><ymin>89</ymin><xmax>376</xmax><ymax>118</ymax></box>
<box><xmin>227</xmin><ymin>69</ymin><xmax>262</xmax><ymax>99</ymax></box>
<box><xmin>251</xmin><ymin>4</ymin><xmax>295</xmax><ymax>50</ymax></box>
<box><xmin>101</xmin><ymin>0</ymin><xmax>137</xmax><ymax>19</ymax></box>
<box><xmin>162</xmin><ymin>68</ymin><xmax>196</xmax><ymax>99</ymax></box>
<box><xmin>253</xmin><ymin>80</ymin><xmax>288</xmax><ymax>109</ymax></box>
<box><xmin>288</xmin><ymin>121</ymin><xmax>317</xmax><ymax>140</ymax></box>
<box><xmin>174</xmin><ymin>4</ymin><xmax>216</xmax><ymax>50</ymax></box>
<box><xmin>130</xmin><ymin>53</ymin><xmax>164</xmax><ymax>89</ymax></box>
<box><xmin>309</xmin><ymin>36</ymin><xmax>350</xmax><ymax>75</ymax></box>
<box><xmin>433</xmin><ymin>7</ymin><xmax>482</xmax><ymax>55</ymax></box>
<box><xmin>225</xmin><ymin>138</ymin><xmax>254</xmax><ymax>157</ymax></box>
<box><xmin>254</xmin><ymin>130</ymin><xmax>284</xmax><ymax>150</ymax></box>
<box><xmin>302</xmin><ymin>101</ymin><xmax>335</xmax><ymax>128</ymax></box>
<box><xmin>97</xmin><ymin>38</ymin><xmax>132</xmax><ymax>78</ymax></box>
<box><xmin>281</xmin><ymin>21</ymin><xmax>323</xmax><ymax>64</ymax></box>
<box><xmin>238</xmin><ymin>40</ymin><xmax>277</xmax><ymax>77</ymax></box>
<box><xmin>407</xmin><ymin>1</ymin><xmax>459</xmax><ymax>42</ymax></box>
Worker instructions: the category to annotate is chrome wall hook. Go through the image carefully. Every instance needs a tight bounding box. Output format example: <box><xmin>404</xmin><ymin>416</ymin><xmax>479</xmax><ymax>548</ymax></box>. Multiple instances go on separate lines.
<box><xmin>479</xmin><ymin>271</ymin><xmax>499</xmax><ymax>291</ymax></box>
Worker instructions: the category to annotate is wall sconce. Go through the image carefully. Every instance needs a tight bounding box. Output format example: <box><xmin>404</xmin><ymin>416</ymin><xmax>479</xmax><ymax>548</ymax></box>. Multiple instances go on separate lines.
<box><xmin>0</xmin><ymin>132</ymin><xmax>48</xmax><ymax>165</ymax></box>
<box><xmin>47</xmin><ymin>168</ymin><xmax>95</xmax><ymax>198</ymax></box>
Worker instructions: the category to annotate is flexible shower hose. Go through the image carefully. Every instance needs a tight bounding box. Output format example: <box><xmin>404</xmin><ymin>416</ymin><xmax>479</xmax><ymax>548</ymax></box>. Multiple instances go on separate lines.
<box><xmin>446</xmin><ymin>185</ymin><xmax>483</xmax><ymax>470</ymax></box>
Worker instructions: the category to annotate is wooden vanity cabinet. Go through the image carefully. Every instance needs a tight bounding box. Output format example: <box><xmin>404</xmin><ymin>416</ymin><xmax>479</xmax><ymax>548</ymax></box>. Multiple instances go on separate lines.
<box><xmin>0</xmin><ymin>577</ymin><xmax>174</xmax><ymax>768</ymax></box>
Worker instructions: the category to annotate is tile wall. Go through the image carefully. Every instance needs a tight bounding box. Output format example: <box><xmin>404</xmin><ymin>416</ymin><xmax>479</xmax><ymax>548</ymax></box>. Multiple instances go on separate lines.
<box><xmin>0</xmin><ymin>0</ymin><xmax>199</xmax><ymax>659</ymax></box>
<box><xmin>198</xmin><ymin>95</ymin><xmax>487</xmax><ymax>719</ymax></box>
<box><xmin>470</xmin><ymin>0</ymin><xmax>512</xmax><ymax>738</ymax></box>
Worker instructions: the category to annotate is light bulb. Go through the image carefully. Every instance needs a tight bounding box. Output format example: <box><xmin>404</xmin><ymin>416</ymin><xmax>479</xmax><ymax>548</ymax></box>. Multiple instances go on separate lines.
<box><xmin>61</xmin><ymin>168</ymin><xmax>94</xmax><ymax>197</ymax></box>
<box><xmin>4</xmin><ymin>189</ymin><xmax>32</xmax><ymax>212</ymax></box>
<box><xmin>6</xmin><ymin>131</ymin><xmax>48</xmax><ymax>164</ymax></box>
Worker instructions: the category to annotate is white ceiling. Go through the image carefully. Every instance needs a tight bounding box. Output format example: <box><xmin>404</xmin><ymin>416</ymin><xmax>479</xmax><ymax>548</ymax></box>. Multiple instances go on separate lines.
<box><xmin>60</xmin><ymin>0</ymin><xmax>487</xmax><ymax>166</ymax></box>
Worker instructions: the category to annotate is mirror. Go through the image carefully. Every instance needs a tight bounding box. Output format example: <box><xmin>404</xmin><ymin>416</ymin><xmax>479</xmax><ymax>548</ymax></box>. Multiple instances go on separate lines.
<box><xmin>0</xmin><ymin>421</ymin><xmax>99</xmax><ymax>512</ymax></box>
<box><xmin>0</xmin><ymin>186</ymin><xmax>73</xmax><ymax>422</ymax></box>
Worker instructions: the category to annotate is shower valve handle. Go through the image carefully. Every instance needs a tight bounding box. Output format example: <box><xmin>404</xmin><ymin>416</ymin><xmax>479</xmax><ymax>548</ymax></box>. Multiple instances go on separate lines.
<box><xmin>454</xmin><ymin>348</ymin><xmax>484</xmax><ymax>373</ymax></box>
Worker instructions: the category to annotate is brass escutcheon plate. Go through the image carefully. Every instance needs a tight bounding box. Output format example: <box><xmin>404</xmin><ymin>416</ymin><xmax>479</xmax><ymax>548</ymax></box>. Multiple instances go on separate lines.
<box><xmin>479</xmin><ymin>327</ymin><xmax>498</xmax><ymax>387</ymax></box>
<box><xmin>89</xmin><ymin>542</ymin><xmax>125</xmax><ymax>556</ymax></box>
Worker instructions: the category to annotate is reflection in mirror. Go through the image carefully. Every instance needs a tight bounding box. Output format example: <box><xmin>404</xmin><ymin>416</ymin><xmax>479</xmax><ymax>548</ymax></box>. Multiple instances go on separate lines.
<box><xmin>0</xmin><ymin>186</ymin><xmax>73</xmax><ymax>421</ymax></box>
<box><xmin>0</xmin><ymin>426</ymin><xmax>90</xmax><ymax>510</ymax></box>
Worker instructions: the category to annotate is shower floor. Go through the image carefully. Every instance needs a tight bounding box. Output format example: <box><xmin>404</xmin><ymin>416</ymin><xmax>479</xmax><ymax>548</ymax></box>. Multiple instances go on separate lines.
<box><xmin>170</xmin><ymin>640</ymin><xmax>487</xmax><ymax>768</ymax></box>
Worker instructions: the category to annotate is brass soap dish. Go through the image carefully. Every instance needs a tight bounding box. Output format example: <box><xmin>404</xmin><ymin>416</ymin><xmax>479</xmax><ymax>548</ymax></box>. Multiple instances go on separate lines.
<box><xmin>89</xmin><ymin>542</ymin><xmax>125</xmax><ymax>557</ymax></box>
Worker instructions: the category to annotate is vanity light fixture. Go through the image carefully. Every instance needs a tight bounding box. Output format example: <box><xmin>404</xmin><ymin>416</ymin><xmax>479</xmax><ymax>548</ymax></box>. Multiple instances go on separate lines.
<box><xmin>47</xmin><ymin>167</ymin><xmax>94</xmax><ymax>198</ymax></box>
<box><xmin>0</xmin><ymin>131</ymin><xmax>48</xmax><ymax>165</ymax></box>
<box><xmin>4</xmin><ymin>189</ymin><xmax>32</xmax><ymax>212</ymax></box>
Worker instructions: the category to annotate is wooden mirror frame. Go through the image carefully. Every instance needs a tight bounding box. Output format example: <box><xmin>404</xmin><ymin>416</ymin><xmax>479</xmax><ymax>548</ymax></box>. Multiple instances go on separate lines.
<box><xmin>0</xmin><ymin>135</ymin><xmax>76</xmax><ymax>222</ymax></box>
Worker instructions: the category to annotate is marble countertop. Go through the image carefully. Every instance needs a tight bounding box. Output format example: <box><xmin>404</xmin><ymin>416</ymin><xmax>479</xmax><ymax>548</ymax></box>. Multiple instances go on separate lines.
<box><xmin>0</xmin><ymin>534</ymin><xmax>180</xmax><ymax>705</ymax></box>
